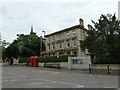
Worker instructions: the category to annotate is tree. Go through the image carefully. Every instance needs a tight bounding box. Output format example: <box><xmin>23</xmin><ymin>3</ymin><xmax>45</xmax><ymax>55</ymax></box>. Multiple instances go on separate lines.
<box><xmin>6</xmin><ymin>31</ymin><xmax>45</xmax><ymax>58</ymax></box>
<box><xmin>0</xmin><ymin>40</ymin><xmax>9</xmax><ymax>59</ymax></box>
<box><xmin>81</xmin><ymin>14</ymin><xmax>120</xmax><ymax>64</ymax></box>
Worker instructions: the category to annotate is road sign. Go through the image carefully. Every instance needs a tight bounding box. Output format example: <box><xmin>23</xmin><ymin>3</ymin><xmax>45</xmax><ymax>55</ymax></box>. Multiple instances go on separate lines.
<box><xmin>57</xmin><ymin>54</ymin><xmax>60</xmax><ymax>58</ymax></box>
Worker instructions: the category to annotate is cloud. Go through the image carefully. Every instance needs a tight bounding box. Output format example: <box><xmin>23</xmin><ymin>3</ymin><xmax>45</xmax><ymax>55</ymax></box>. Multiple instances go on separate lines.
<box><xmin>0</xmin><ymin>0</ymin><xmax>119</xmax><ymax>43</ymax></box>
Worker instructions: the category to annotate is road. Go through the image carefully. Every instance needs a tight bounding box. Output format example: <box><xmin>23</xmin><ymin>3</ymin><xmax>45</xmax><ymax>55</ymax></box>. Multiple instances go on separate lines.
<box><xmin>2</xmin><ymin>65</ymin><xmax>119</xmax><ymax>88</ymax></box>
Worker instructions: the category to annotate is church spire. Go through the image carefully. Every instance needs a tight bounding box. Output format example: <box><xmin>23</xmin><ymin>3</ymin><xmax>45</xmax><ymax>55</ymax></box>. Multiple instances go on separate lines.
<box><xmin>30</xmin><ymin>26</ymin><xmax>33</xmax><ymax>34</ymax></box>
<box><xmin>30</xmin><ymin>26</ymin><xmax>36</xmax><ymax>35</ymax></box>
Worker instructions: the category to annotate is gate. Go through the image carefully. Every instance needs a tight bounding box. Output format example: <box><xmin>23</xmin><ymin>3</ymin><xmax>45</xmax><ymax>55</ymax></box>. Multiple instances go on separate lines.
<box><xmin>68</xmin><ymin>56</ymin><xmax>91</xmax><ymax>70</ymax></box>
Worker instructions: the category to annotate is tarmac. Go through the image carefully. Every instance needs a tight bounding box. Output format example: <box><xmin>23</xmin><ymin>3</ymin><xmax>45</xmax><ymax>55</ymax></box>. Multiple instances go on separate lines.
<box><xmin>2</xmin><ymin>63</ymin><xmax>120</xmax><ymax>77</ymax></box>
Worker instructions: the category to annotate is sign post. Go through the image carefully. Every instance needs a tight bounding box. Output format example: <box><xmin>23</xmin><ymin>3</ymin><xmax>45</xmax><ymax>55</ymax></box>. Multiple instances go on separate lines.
<box><xmin>56</xmin><ymin>52</ymin><xmax>60</xmax><ymax>69</ymax></box>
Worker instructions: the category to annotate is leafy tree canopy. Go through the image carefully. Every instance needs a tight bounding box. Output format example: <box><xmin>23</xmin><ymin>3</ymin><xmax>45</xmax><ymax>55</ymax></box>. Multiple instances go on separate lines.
<box><xmin>6</xmin><ymin>31</ymin><xmax>45</xmax><ymax>58</ymax></box>
<box><xmin>81</xmin><ymin>14</ymin><xmax>120</xmax><ymax>64</ymax></box>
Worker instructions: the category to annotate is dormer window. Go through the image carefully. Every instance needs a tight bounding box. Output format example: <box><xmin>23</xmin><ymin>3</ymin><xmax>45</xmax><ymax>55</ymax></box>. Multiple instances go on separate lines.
<box><xmin>66</xmin><ymin>32</ymin><xmax>69</xmax><ymax>36</ymax></box>
<box><xmin>59</xmin><ymin>34</ymin><xmax>62</xmax><ymax>39</ymax></box>
<box><xmin>72</xmin><ymin>32</ymin><xmax>76</xmax><ymax>36</ymax></box>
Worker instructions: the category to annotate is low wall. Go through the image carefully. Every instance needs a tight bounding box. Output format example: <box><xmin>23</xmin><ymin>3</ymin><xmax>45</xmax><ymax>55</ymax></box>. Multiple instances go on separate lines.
<box><xmin>38</xmin><ymin>62</ymin><xmax>68</xmax><ymax>69</ymax></box>
<box><xmin>20</xmin><ymin>63</ymin><xmax>119</xmax><ymax>71</ymax></box>
<box><xmin>91</xmin><ymin>64</ymin><xmax>119</xmax><ymax>71</ymax></box>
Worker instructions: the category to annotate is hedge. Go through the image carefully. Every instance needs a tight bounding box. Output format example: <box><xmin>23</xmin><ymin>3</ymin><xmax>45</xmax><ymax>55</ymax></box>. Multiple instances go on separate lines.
<box><xmin>19</xmin><ymin>57</ymin><xmax>29</xmax><ymax>63</ymax></box>
<box><xmin>19</xmin><ymin>54</ymin><xmax>77</xmax><ymax>63</ymax></box>
<box><xmin>38</xmin><ymin>54</ymin><xmax>77</xmax><ymax>62</ymax></box>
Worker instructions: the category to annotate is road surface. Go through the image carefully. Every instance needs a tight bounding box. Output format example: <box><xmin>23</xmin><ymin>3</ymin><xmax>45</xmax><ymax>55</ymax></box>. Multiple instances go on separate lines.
<box><xmin>2</xmin><ymin>65</ymin><xmax>119</xmax><ymax>88</ymax></box>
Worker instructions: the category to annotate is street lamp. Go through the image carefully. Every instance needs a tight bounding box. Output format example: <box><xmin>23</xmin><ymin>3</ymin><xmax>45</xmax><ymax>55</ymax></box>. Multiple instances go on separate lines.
<box><xmin>40</xmin><ymin>35</ymin><xmax>42</xmax><ymax>56</ymax></box>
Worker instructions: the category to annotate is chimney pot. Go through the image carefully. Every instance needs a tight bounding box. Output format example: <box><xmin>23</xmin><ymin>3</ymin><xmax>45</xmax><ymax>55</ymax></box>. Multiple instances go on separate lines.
<box><xmin>88</xmin><ymin>24</ymin><xmax>92</xmax><ymax>30</ymax></box>
<box><xmin>79</xmin><ymin>18</ymin><xmax>84</xmax><ymax>27</ymax></box>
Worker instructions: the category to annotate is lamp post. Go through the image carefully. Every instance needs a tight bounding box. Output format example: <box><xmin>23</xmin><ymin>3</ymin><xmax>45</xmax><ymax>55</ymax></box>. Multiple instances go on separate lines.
<box><xmin>40</xmin><ymin>31</ymin><xmax>46</xmax><ymax>56</ymax></box>
<box><xmin>40</xmin><ymin>35</ymin><xmax>42</xmax><ymax>56</ymax></box>
<box><xmin>41</xmin><ymin>31</ymin><xmax>46</xmax><ymax>67</ymax></box>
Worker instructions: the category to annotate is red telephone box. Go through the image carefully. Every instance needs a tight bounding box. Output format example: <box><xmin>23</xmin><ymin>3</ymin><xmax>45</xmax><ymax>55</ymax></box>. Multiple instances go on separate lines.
<box><xmin>29</xmin><ymin>56</ymin><xmax>38</xmax><ymax>67</ymax></box>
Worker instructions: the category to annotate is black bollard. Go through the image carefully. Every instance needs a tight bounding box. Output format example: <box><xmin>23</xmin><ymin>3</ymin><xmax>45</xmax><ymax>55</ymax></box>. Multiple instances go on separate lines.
<box><xmin>107</xmin><ymin>64</ymin><xmax>110</xmax><ymax>74</ymax></box>
<box><xmin>89</xmin><ymin>64</ymin><xmax>91</xmax><ymax>73</ymax></box>
<box><xmin>58</xmin><ymin>63</ymin><xmax>60</xmax><ymax>70</ymax></box>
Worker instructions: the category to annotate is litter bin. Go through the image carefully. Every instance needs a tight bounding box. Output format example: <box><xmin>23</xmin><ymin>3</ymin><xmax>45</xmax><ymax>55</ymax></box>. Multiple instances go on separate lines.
<box><xmin>29</xmin><ymin>56</ymin><xmax>38</xmax><ymax>67</ymax></box>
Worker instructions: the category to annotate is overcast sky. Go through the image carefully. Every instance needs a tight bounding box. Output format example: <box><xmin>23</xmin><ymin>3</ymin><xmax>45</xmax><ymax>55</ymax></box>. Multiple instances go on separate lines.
<box><xmin>0</xmin><ymin>0</ymin><xmax>119</xmax><ymax>43</ymax></box>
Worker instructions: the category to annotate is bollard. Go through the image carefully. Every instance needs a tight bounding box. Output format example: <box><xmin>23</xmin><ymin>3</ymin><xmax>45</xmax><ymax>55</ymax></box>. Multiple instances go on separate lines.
<box><xmin>44</xmin><ymin>62</ymin><xmax>46</xmax><ymax>68</ymax></box>
<box><xmin>107</xmin><ymin>64</ymin><xmax>110</xmax><ymax>74</ymax></box>
<box><xmin>89</xmin><ymin>64</ymin><xmax>91</xmax><ymax>73</ymax></box>
<box><xmin>58</xmin><ymin>63</ymin><xmax>60</xmax><ymax>70</ymax></box>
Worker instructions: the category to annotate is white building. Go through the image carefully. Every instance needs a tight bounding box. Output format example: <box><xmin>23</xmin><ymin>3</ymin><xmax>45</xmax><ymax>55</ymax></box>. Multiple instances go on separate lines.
<box><xmin>45</xmin><ymin>19</ymin><xmax>91</xmax><ymax>57</ymax></box>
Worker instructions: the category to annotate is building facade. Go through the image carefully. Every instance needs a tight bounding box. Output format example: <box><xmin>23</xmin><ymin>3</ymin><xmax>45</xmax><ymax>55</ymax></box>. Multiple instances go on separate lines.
<box><xmin>45</xmin><ymin>19</ymin><xmax>91</xmax><ymax>57</ymax></box>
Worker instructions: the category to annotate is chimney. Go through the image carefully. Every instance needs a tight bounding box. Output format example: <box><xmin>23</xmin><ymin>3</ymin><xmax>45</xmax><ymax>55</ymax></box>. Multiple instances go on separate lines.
<box><xmin>88</xmin><ymin>24</ymin><xmax>92</xmax><ymax>30</ymax></box>
<box><xmin>79</xmin><ymin>18</ymin><xmax>84</xmax><ymax>27</ymax></box>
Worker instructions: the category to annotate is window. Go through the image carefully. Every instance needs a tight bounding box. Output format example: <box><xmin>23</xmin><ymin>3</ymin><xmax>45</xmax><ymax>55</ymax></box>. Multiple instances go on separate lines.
<box><xmin>52</xmin><ymin>43</ymin><xmax>55</xmax><ymax>49</ymax></box>
<box><xmin>48</xmin><ymin>44</ymin><xmax>50</xmax><ymax>50</ymax></box>
<box><xmin>66</xmin><ymin>40</ymin><xmax>70</xmax><ymax>48</ymax></box>
<box><xmin>59</xmin><ymin>43</ymin><xmax>62</xmax><ymax>49</ymax></box>
<box><xmin>73</xmin><ymin>39</ymin><xmax>76</xmax><ymax>47</ymax></box>
<box><xmin>67</xmin><ymin>51</ymin><xmax>70</xmax><ymax>54</ymax></box>
<box><xmin>48</xmin><ymin>37</ymin><xmax>50</xmax><ymax>41</ymax></box>
<box><xmin>52</xmin><ymin>36</ymin><xmax>55</xmax><ymax>40</ymax></box>
<box><xmin>72</xmin><ymin>32</ymin><xmax>76</xmax><ymax>36</ymax></box>
<box><xmin>73</xmin><ymin>51</ymin><xmax>77</xmax><ymax>54</ymax></box>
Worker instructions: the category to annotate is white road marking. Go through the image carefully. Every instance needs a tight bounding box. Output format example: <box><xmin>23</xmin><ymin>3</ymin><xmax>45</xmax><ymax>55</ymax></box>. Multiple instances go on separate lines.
<box><xmin>40</xmin><ymin>79</ymin><xmax>85</xmax><ymax>87</ymax></box>
<box><xmin>2</xmin><ymin>78</ymin><xmax>85</xmax><ymax>88</ymax></box>
<box><xmin>73</xmin><ymin>85</ymin><xmax>85</xmax><ymax>88</ymax></box>
<box><xmin>8</xmin><ymin>72</ymin><xmax>26</xmax><ymax>78</ymax></box>
<box><xmin>29</xmin><ymin>83</ymin><xmax>55</xmax><ymax>88</ymax></box>
<box><xmin>2</xmin><ymin>77</ymin><xmax>17</xmax><ymax>79</ymax></box>
<box><xmin>3</xmin><ymin>80</ymin><xmax>9</xmax><ymax>82</ymax></box>
<box><xmin>9</xmin><ymin>80</ymin><xmax>18</xmax><ymax>81</ymax></box>
<box><xmin>30</xmin><ymin>83</ymin><xmax>43</xmax><ymax>85</ymax></box>
<box><xmin>104</xmin><ymin>87</ymin><xmax>116</xmax><ymax>88</ymax></box>
<box><xmin>2</xmin><ymin>79</ymin><xmax>27</xmax><ymax>82</ymax></box>
<box><xmin>43</xmin><ymin>85</ymin><xmax>55</xmax><ymax>88</ymax></box>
